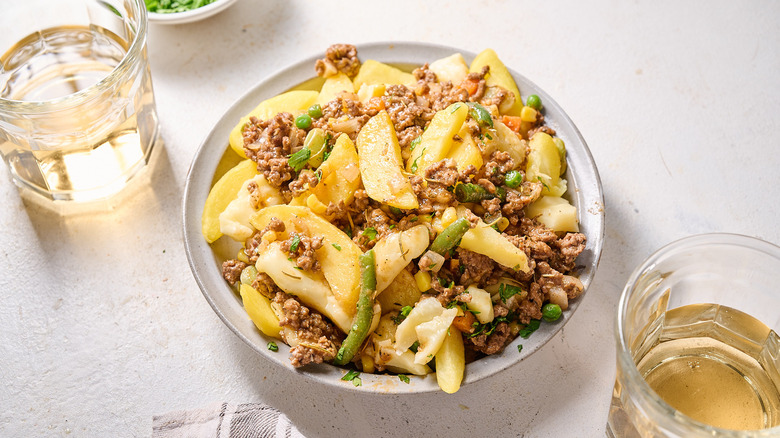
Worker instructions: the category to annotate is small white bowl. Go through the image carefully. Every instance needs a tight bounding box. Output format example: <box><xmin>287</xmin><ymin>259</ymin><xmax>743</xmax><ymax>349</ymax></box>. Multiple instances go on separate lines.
<box><xmin>147</xmin><ymin>0</ymin><xmax>238</xmax><ymax>25</ymax></box>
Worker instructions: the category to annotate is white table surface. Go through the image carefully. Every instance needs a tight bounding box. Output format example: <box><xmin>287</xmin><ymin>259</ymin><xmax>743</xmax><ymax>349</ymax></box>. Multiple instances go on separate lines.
<box><xmin>2</xmin><ymin>1</ymin><xmax>779</xmax><ymax>436</ymax></box>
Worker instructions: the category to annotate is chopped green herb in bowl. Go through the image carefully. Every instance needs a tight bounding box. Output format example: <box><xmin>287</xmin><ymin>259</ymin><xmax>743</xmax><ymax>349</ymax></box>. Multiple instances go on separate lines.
<box><xmin>145</xmin><ymin>0</ymin><xmax>238</xmax><ymax>24</ymax></box>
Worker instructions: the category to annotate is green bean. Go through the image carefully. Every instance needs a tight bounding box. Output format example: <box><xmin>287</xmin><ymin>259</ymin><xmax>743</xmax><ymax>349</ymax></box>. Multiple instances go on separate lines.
<box><xmin>429</xmin><ymin>218</ymin><xmax>470</xmax><ymax>255</ymax></box>
<box><xmin>454</xmin><ymin>183</ymin><xmax>506</xmax><ymax>203</ymax></box>
<box><xmin>333</xmin><ymin>249</ymin><xmax>376</xmax><ymax>365</ymax></box>
<box><xmin>466</xmin><ymin>102</ymin><xmax>493</xmax><ymax>128</ymax></box>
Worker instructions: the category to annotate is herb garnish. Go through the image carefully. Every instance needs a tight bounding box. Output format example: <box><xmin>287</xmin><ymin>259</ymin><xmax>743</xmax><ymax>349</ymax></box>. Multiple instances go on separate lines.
<box><xmin>289</xmin><ymin>235</ymin><xmax>301</xmax><ymax>252</ymax></box>
<box><xmin>332</xmin><ymin>243</ymin><xmax>342</xmax><ymax>251</ymax></box>
<box><xmin>393</xmin><ymin>306</ymin><xmax>413</xmax><ymax>324</ymax></box>
<box><xmin>518</xmin><ymin>319</ymin><xmax>541</xmax><ymax>339</ymax></box>
<box><xmin>498</xmin><ymin>283</ymin><xmax>522</xmax><ymax>303</ymax></box>
<box><xmin>267</xmin><ymin>341</ymin><xmax>278</xmax><ymax>352</ymax></box>
<box><xmin>362</xmin><ymin>227</ymin><xmax>378</xmax><ymax>241</ymax></box>
<box><xmin>341</xmin><ymin>370</ymin><xmax>362</xmax><ymax>387</ymax></box>
<box><xmin>398</xmin><ymin>374</ymin><xmax>410</xmax><ymax>384</ymax></box>
<box><xmin>288</xmin><ymin>147</ymin><xmax>311</xmax><ymax>172</ymax></box>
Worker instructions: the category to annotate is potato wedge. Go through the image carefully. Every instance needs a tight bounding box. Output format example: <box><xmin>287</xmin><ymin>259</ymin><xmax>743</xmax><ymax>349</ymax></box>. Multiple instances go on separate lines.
<box><xmin>481</xmin><ymin>120</ymin><xmax>527</xmax><ymax>167</ymax></box>
<box><xmin>372</xmin><ymin>225</ymin><xmax>430</xmax><ymax>293</ymax></box>
<box><xmin>525</xmin><ymin>195</ymin><xmax>579</xmax><ymax>233</ymax></box>
<box><xmin>202</xmin><ymin>159</ymin><xmax>258</xmax><ymax>243</ymax></box>
<box><xmin>456</xmin><ymin>205</ymin><xmax>530</xmax><ymax>273</ymax></box>
<box><xmin>239</xmin><ymin>283</ymin><xmax>282</xmax><ymax>338</ymax></box>
<box><xmin>527</xmin><ymin>132</ymin><xmax>567</xmax><ymax>197</ymax></box>
<box><xmin>429</xmin><ymin>53</ymin><xmax>469</xmax><ymax>84</ymax></box>
<box><xmin>254</xmin><ymin>242</ymin><xmax>353</xmax><ymax>333</ymax></box>
<box><xmin>228</xmin><ymin>90</ymin><xmax>319</xmax><ymax>158</ymax></box>
<box><xmin>316</xmin><ymin>72</ymin><xmax>354</xmax><ymax>106</ymax></box>
<box><xmin>250</xmin><ymin>205</ymin><xmax>361</xmax><ymax>313</ymax></box>
<box><xmin>469</xmin><ymin>49</ymin><xmax>524</xmax><ymax>117</ymax></box>
<box><xmin>407</xmin><ymin>103</ymin><xmax>469</xmax><ymax>175</ymax></box>
<box><xmin>376</xmin><ymin>269</ymin><xmax>422</xmax><ymax>313</ymax></box>
<box><xmin>446</xmin><ymin>123</ymin><xmax>483</xmax><ymax>171</ymax></box>
<box><xmin>435</xmin><ymin>326</ymin><xmax>465</xmax><ymax>394</ymax></box>
<box><xmin>353</xmin><ymin>59</ymin><xmax>416</xmax><ymax>89</ymax></box>
<box><xmin>356</xmin><ymin>111</ymin><xmax>418</xmax><ymax>209</ymax></box>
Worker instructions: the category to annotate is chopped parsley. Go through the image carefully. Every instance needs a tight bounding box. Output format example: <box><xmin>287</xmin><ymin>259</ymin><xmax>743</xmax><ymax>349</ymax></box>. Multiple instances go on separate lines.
<box><xmin>393</xmin><ymin>306</ymin><xmax>413</xmax><ymax>324</ymax></box>
<box><xmin>498</xmin><ymin>283</ymin><xmax>522</xmax><ymax>303</ymax></box>
<box><xmin>267</xmin><ymin>341</ymin><xmax>278</xmax><ymax>352</ymax></box>
<box><xmin>518</xmin><ymin>319</ymin><xmax>541</xmax><ymax>339</ymax></box>
<box><xmin>287</xmin><ymin>147</ymin><xmax>311</xmax><ymax>172</ymax></box>
<box><xmin>332</xmin><ymin>243</ymin><xmax>342</xmax><ymax>251</ymax></box>
<box><xmin>409</xmin><ymin>136</ymin><xmax>422</xmax><ymax>152</ymax></box>
<box><xmin>341</xmin><ymin>370</ymin><xmax>362</xmax><ymax>387</ymax></box>
<box><xmin>398</xmin><ymin>374</ymin><xmax>410</xmax><ymax>384</ymax></box>
<box><xmin>289</xmin><ymin>235</ymin><xmax>301</xmax><ymax>252</ymax></box>
<box><xmin>517</xmin><ymin>344</ymin><xmax>523</xmax><ymax>353</ymax></box>
<box><xmin>410</xmin><ymin>341</ymin><xmax>420</xmax><ymax>353</ymax></box>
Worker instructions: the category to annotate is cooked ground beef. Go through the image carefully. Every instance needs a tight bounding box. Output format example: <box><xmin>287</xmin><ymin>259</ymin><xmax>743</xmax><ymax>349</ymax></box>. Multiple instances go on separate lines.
<box><xmin>274</xmin><ymin>292</ymin><xmax>343</xmax><ymax>367</ymax></box>
<box><xmin>312</xmin><ymin>96</ymin><xmax>370</xmax><ymax>141</ymax></box>
<box><xmin>457</xmin><ymin>248</ymin><xmax>496</xmax><ymax>285</ymax></box>
<box><xmin>244</xmin><ymin>217</ymin><xmax>285</xmax><ymax>264</ymax></box>
<box><xmin>288</xmin><ymin>170</ymin><xmax>319</xmax><ymax>198</ymax></box>
<box><xmin>243</xmin><ymin>112</ymin><xmax>306</xmax><ymax>191</ymax></box>
<box><xmin>221</xmin><ymin>259</ymin><xmax>246</xmax><ymax>285</ymax></box>
<box><xmin>425</xmin><ymin>158</ymin><xmax>460</xmax><ymax>187</ymax></box>
<box><xmin>430</xmin><ymin>279</ymin><xmax>466</xmax><ymax>306</ymax></box>
<box><xmin>315</xmin><ymin>44</ymin><xmax>361</xmax><ymax>78</ymax></box>
<box><xmin>280</xmin><ymin>232</ymin><xmax>323</xmax><ymax>271</ymax></box>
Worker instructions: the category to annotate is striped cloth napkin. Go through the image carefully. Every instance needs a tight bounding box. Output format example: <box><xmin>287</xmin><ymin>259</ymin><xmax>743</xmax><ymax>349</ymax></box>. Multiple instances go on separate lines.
<box><xmin>153</xmin><ymin>403</ymin><xmax>305</xmax><ymax>438</ymax></box>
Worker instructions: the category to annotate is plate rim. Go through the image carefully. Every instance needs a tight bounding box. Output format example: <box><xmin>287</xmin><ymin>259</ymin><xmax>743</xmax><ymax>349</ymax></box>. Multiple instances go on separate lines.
<box><xmin>182</xmin><ymin>41</ymin><xmax>605</xmax><ymax>394</ymax></box>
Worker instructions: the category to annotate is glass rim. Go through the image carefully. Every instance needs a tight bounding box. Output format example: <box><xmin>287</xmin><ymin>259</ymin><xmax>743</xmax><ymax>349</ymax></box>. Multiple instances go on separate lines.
<box><xmin>615</xmin><ymin>232</ymin><xmax>780</xmax><ymax>436</ymax></box>
<box><xmin>0</xmin><ymin>0</ymin><xmax>148</xmax><ymax>112</ymax></box>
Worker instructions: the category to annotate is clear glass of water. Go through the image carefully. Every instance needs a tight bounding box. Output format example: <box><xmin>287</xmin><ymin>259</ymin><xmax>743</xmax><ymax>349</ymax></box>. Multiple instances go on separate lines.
<box><xmin>607</xmin><ymin>233</ymin><xmax>780</xmax><ymax>437</ymax></box>
<box><xmin>0</xmin><ymin>0</ymin><xmax>160</xmax><ymax>206</ymax></box>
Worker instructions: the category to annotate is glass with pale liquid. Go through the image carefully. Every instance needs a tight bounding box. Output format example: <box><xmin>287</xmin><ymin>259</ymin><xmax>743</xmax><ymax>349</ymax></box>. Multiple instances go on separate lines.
<box><xmin>0</xmin><ymin>0</ymin><xmax>159</xmax><ymax>206</ymax></box>
<box><xmin>608</xmin><ymin>233</ymin><xmax>780</xmax><ymax>437</ymax></box>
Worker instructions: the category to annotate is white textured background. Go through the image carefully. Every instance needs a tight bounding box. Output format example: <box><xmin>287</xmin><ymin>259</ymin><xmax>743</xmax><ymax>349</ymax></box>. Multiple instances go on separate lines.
<box><xmin>1</xmin><ymin>1</ymin><xmax>779</xmax><ymax>436</ymax></box>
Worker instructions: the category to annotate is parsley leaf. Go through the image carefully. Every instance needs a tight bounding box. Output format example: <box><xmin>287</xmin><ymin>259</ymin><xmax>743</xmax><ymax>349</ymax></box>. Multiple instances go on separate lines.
<box><xmin>288</xmin><ymin>147</ymin><xmax>311</xmax><ymax>172</ymax></box>
<box><xmin>267</xmin><ymin>341</ymin><xmax>278</xmax><ymax>352</ymax></box>
<box><xmin>517</xmin><ymin>344</ymin><xmax>523</xmax><ymax>353</ymax></box>
<box><xmin>518</xmin><ymin>319</ymin><xmax>541</xmax><ymax>339</ymax></box>
<box><xmin>341</xmin><ymin>370</ymin><xmax>362</xmax><ymax>387</ymax></box>
<box><xmin>289</xmin><ymin>235</ymin><xmax>301</xmax><ymax>252</ymax></box>
<box><xmin>393</xmin><ymin>306</ymin><xmax>413</xmax><ymax>324</ymax></box>
<box><xmin>499</xmin><ymin>283</ymin><xmax>522</xmax><ymax>303</ymax></box>
<box><xmin>399</xmin><ymin>375</ymin><xmax>410</xmax><ymax>384</ymax></box>
<box><xmin>332</xmin><ymin>243</ymin><xmax>342</xmax><ymax>251</ymax></box>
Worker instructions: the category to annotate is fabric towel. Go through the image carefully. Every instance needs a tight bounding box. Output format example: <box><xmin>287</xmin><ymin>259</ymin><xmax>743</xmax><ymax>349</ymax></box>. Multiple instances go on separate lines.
<box><xmin>153</xmin><ymin>403</ymin><xmax>305</xmax><ymax>438</ymax></box>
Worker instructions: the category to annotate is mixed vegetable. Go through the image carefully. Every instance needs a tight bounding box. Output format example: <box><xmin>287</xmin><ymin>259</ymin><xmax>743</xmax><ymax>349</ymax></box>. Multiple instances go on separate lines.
<box><xmin>202</xmin><ymin>45</ymin><xmax>586</xmax><ymax>393</ymax></box>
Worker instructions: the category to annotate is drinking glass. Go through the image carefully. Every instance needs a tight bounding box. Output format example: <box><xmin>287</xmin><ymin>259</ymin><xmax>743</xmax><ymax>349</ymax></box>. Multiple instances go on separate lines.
<box><xmin>0</xmin><ymin>0</ymin><xmax>160</xmax><ymax>206</ymax></box>
<box><xmin>607</xmin><ymin>233</ymin><xmax>780</xmax><ymax>437</ymax></box>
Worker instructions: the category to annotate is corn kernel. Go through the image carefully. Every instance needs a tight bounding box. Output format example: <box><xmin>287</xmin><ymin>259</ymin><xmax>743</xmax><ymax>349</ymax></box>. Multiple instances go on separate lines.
<box><xmin>497</xmin><ymin>217</ymin><xmax>510</xmax><ymax>232</ymax></box>
<box><xmin>236</xmin><ymin>248</ymin><xmax>250</xmax><ymax>264</ymax></box>
<box><xmin>441</xmin><ymin>207</ymin><xmax>457</xmax><ymax>229</ymax></box>
<box><xmin>306</xmin><ymin>194</ymin><xmax>328</xmax><ymax>215</ymax></box>
<box><xmin>361</xmin><ymin>354</ymin><xmax>375</xmax><ymax>374</ymax></box>
<box><xmin>414</xmin><ymin>271</ymin><xmax>432</xmax><ymax>292</ymax></box>
<box><xmin>262</xmin><ymin>231</ymin><xmax>277</xmax><ymax>243</ymax></box>
<box><xmin>520</xmin><ymin>106</ymin><xmax>538</xmax><ymax>122</ymax></box>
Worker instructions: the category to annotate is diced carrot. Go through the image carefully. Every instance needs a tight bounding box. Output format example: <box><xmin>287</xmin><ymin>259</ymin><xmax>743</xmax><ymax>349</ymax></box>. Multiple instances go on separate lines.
<box><xmin>502</xmin><ymin>115</ymin><xmax>523</xmax><ymax>133</ymax></box>
<box><xmin>366</xmin><ymin>96</ymin><xmax>385</xmax><ymax>112</ymax></box>
<box><xmin>461</xmin><ymin>79</ymin><xmax>479</xmax><ymax>96</ymax></box>
<box><xmin>452</xmin><ymin>311</ymin><xmax>476</xmax><ymax>334</ymax></box>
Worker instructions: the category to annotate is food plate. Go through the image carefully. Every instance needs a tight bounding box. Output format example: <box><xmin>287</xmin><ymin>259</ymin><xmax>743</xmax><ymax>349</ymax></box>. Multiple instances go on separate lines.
<box><xmin>147</xmin><ymin>0</ymin><xmax>238</xmax><ymax>25</ymax></box>
<box><xmin>183</xmin><ymin>42</ymin><xmax>605</xmax><ymax>393</ymax></box>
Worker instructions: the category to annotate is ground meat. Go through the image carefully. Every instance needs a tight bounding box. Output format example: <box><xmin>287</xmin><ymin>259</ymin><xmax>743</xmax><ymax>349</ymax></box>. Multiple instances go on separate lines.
<box><xmin>457</xmin><ymin>248</ymin><xmax>495</xmax><ymax>285</ymax></box>
<box><xmin>424</xmin><ymin>159</ymin><xmax>460</xmax><ymax>187</ymax></box>
<box><xmin>251</xmin><ymin>272</ymin><xmax>278</xmax><ymax>298</ymax></box>
<box><xmin>483</xmin><ymin>151</ymin><xmax>515</xmax><ymax>185</ymax></box>
<box><xmin>502</xmin><ymin>182</ymin><xmax>543</xmax><ymax>224</ymax></box>
<box><xmin>413</xmin><ymin>63</ymin><xmax>438</xmax><ymax>83</ymax></box>
<box><xmin>280</xmin><ymin>232</ymin><xmax>323</xmax><ymax>271</ymax></box>
<box><xmin>397</xmin><ymin>125</ymin><xmax>423</xmax><ymax>153</ymax></box>
<box><xmin>466</xmin><ymin>66</ymin><xmax>489</xmax><ymax>102</ymax></box>
<box><xmin>244</xmin><ymin>217</ymin><xmax>285</xmax><ymax>264</ymax></box>
<box><xmin>465</xmin><ymin>318</ymin><xmax>512</xmax><ymax>355</ymax></box>
<box><xmin>315</xmin><ymin>44</ymin><xmax>361</xmax><ymax>78</ymax></box>
<box><xmin>221</xmin><ymin>259</ymin><xmax>246</xmax><ymax>285</ymax></box>
<box><xmin>516</xmin><ymin>282</ymin><xmax>544</xmax><ymax>324</ymax></box>
<box><xmin>312</xmin><ymin>96</ymin><xmax>370</xmax><ymax>141</ymax></box>
<box><xmin>382</xmin><ymin>85</ymin><xmax>434</xmax><ymax>133</ymax></box>
<box><xmin>274</xmin><ymin>292</ymin><xmax>342</xmax><ymax>367</ymax></box>
<box><xmin>431</xmin><ymin>280</ymin><xmax>466</xmax><ymax>306</ymax></box>
<box><xmin>288</xmin><ymin>170</ymin><xmax>319</xmax><ymax>197</ymax></box>
<box><xmin>551</xmin><ymin>232</ymin><xmax>587</xmax><ymax>272</ymax></box>
<box><xmin>243</xmin><ymin>112</ymin><xmax>305</xmax><ymax>190</ymax></box>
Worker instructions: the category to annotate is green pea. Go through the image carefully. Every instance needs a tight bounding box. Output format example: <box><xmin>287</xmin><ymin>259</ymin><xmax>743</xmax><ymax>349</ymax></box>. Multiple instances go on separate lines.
<box><xmin>542</xmin><ymin>303</ymin><xmax>562</xmax><ymax>322</ymax></box>
<box><xmin>526</xmin><ymin>94</ymin><xmax>542</xmax><ymax>110</ymax></box>
<box><xmin>504</xmin><ymin>170</ymin><xmax>523</xmax><ymax>188</ymax></box>
<box><xmin>307</xmin><ymin>104</ymin><xmax>323</xmax><ymax>119</ymax></box>
<box><xmin>295</xmin><ymin>114</ymin><xmax>312</xmax><ymax>130</ymax></box>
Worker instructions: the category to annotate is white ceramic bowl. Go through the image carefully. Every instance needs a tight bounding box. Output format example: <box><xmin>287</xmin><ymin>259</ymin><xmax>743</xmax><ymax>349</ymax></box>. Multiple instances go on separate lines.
<box><xmin>183</xmin><ymin>42</ymin><xmax>605</xmax><ymax>393</ymax></box>
<box><xmin>147</xmin><ymin>0</ymin><xmax>238</xmax><ymax>24</ymax></box>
